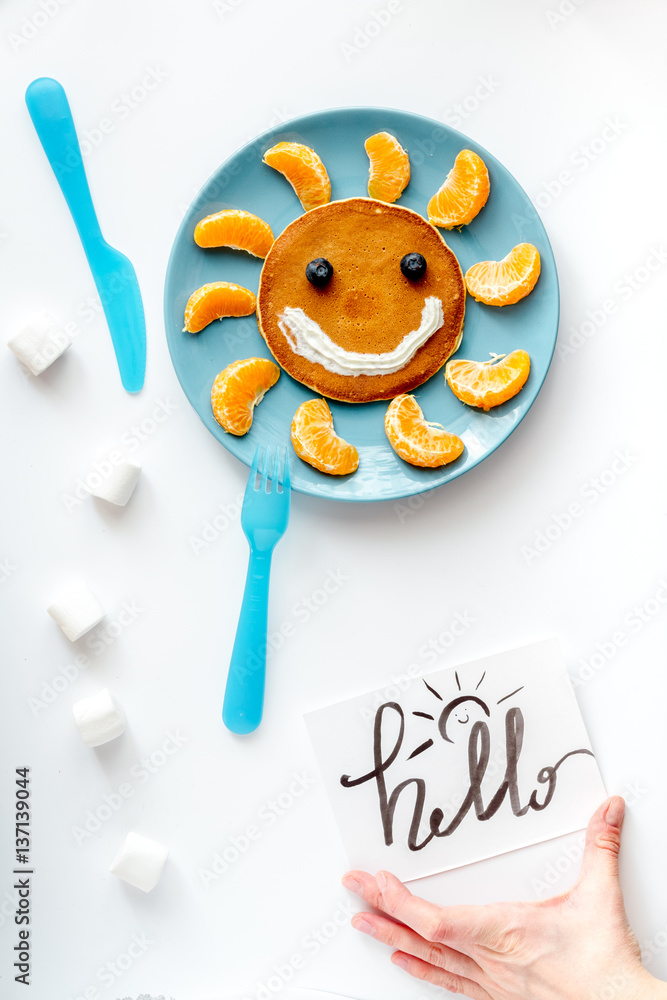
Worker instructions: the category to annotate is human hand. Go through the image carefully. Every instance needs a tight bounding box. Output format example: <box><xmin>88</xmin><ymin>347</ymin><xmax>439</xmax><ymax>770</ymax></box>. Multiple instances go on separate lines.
<box><xmin>343</xmin><ymin>797</ymin><xmax>665</xmax><ymax>1000</ymax></box>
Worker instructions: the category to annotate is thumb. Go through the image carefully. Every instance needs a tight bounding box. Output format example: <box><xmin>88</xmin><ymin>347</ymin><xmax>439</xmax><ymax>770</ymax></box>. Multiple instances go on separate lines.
<box><xmin>578</xmin><ymin>795</ymin><xmax>625</xmax><ymax>890</ymax></box>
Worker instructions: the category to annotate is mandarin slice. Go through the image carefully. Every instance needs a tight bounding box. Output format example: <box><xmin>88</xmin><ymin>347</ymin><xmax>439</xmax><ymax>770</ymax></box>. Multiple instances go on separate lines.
<box><xmin>465</xmin><ymin>243</ymin><xmax>541</xmax><ymax>306</ymax></box>
<box><xmin>446</xmin><ymin>350</ymin><xmax>531</xmax><ymax>411</ymax></box>
<box><xmin>183</xmin><ymin>281</ymin><xmax>256</xmax><ymax>334</ymax></box>
<box><xmin>194</xmin><ymin>209</ymin><xmax>274</xmax><ymax>258</ymax></box>
<box><xmin>365</xmin><ymin>131</ymin><xmax>410</xmax><ymax>203</ymax></box>
<box><xmin>385</xmin><ymin>394</ymin><xmax>464</xmax><ymax>468</ymax></box>
<box><xmin>211</xmin><ymin>357</ymin><xmax>280</xmax><ymax>436</ymax></box>
<box><xmin>427</xmin><ymin>149</ymin><xmax>490</xmax><ymax>229</ymax></box>
<box><xmin>291</xmin><ymin>398</ymin><xmax>358</xmax><ymax>476</ymax></box>
<box><xmin>263</xmin><ymin>142</ymin><xmax>331</xmax><ymax>212</ymax></box>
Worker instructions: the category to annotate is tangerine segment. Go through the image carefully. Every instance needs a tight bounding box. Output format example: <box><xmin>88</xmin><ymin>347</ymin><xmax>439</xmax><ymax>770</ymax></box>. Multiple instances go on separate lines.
<box><xmin>385</xmin><ymin>395</ymin><xmax>464</xmax><ymax>468</ymax></box>
<box><xmin>211</xmin><ymin>358</ymin><xmax>280</xmax><ymax>436</ymax></box>
<box><xmin>291</xmin><ymin>398</ymin><xmax>359</xmax><ymax>476</ymax></box>
<box><xmin>263</xmin><ymin>142</ymin><xmax>331</xmax><ymax>212</ymax></box>
<box><xmin>465</xmin><ymin>243</ymin><xmax>541</xmax><ymax>306</ymax></box>
<box><xmin>446</xmin><ymin>350</ymin><xmax>531</xmax><ymax>411</ymax></box>
<box><xmin>183</xmin><ymin>282</ymin><xmax>256</xmax><ymax>333</ymax></box>
<box><xmin>194</xmin><ymin>209</ymin><xmax>274</xmax><ymax>258</ymax></box>
<box><xmin>365</xmin><ymin>131</ymin><xmax>410</xmax><ymax>203</ymax></box>
<box><xmin>427</xmin><ymin>149</ymin><xmax>490</xmax><ymax>229</ymax></box>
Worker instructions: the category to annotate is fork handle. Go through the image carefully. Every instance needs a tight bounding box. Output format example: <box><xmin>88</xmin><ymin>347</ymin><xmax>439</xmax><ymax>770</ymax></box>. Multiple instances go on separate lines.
<box><xmin>25</xmin><ymin>77</ymin><xmax>104</xmax><ymax>247</ymax></box>
<box><xmin>223</xmin><ymin>548</ymin><xmax>273</xmax><ymax>734</ymax></box>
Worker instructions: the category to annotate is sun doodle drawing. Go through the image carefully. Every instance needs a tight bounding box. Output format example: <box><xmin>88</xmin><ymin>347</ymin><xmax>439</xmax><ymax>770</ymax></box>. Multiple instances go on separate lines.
<box><xmin>182</xmin><ymin>133</ymin><xmax>540</xmax><ymax>476</ymax></box>
<box><xmin>408</xmin><ymin>670</ymin><xmax>525</xmax><ymax>758</ymax></box>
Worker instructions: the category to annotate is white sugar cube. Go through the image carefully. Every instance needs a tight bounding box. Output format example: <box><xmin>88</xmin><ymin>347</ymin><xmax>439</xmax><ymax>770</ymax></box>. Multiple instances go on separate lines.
<box><xmin>8</xmin><ymin>311</ymin><xmax>71</xmax><ymax>375</ymax></box>
<box><xmin>72</xmin><ymin>689</ymin><xmax>125</xmax><ymax>747</ymax></box>
<box><xmin>88</xmin><ymin>459</ymin><xmax>141</xmax><ymax>506</ymax></box>
<box><xmin>47</xmin><ymin>582</ymin><xmax>105</xmax><ymax>641</ymax></box>
<box><xmin>110</xmin><ymin>832</ymin><xmax>169</xmax><ymax>892</ymax></box>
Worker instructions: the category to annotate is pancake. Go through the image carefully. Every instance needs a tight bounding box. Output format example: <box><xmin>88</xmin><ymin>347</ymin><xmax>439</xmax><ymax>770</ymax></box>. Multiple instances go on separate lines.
<box><xmin>257</xmin><ymin>198</ymin><xmax>466</xmax><ymax>403</ymax></box>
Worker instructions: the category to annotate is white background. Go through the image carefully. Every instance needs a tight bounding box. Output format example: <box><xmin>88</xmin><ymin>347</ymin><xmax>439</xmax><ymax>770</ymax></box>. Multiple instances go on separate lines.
<box><xmin>1</xmin><ymin>1</ymin><xmax>666</xmax><ymax>999</ymax></box>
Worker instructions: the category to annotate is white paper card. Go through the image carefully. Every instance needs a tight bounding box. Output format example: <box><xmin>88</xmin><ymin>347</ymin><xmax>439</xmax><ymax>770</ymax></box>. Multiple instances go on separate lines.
<box><xmin>305</xmin><ymin>639</ymin><xmax>606</xmax><ymax>881</ymax></box>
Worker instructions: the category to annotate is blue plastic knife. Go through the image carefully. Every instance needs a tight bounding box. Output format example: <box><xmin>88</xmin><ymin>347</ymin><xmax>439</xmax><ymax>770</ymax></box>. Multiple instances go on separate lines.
<box><xmin>25</xmin><ymin>77</ymin><xmax>146</xmax><ymax>392</ymax></box>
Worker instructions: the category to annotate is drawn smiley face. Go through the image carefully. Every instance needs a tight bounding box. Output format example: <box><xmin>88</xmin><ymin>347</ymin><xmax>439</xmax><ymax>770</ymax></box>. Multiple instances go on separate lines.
<box><xmin>437</xmin><ymin>695</ymin><xmax>491</xmax><ymax>744</ymax></box>
<box><xmin>257</xmin><ymin>197</ymin><xmax>466</xmax><ymax>403</ymax></box>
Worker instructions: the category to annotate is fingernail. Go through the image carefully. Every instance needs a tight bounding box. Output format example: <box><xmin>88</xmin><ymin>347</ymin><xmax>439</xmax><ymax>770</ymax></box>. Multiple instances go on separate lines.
<box><xmin>352</xmin><ymin>916</ymin><xmax>376</xmax><ymax>937</ymax></box>
<box><xmin>342</xmin><ymin>876</ymin><xmax>361</xmax><ymax>893</ymax></box>
<box><xmin>393</xmin><ymin>955</ymin><xmax>409</xmax><ymax>971</ymax></box>
<box><xmin>606</xmin><ymin>796</ymin><xmax>625</xmax><ymax>828</ymax></box>
<box><xmin>376</xmin><ymin>871</ymin><xmax>387</xmax><ymax>890</ymax></box>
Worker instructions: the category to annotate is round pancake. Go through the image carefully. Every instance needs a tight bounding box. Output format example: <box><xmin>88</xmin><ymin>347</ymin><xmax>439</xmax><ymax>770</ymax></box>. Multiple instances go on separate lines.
<box><xmin>257</xmin><ymin>198</ymin><xmax>466</xmax><ymax>403</ymax></box>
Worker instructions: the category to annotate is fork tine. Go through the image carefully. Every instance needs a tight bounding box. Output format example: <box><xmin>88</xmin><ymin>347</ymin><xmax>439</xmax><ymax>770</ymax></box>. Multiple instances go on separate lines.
<box><xmin>281</xmin><ymin>446</ymin><xmax>290</xmax><ymax>492</ymax></box>
<box><xmin>272</xmin><ymin>446</ymin><xmax>282</xmax><ymax>491</ymax></box>
<box><xmin>259</xmin><ymin>445</ymin><xmax>271</xmax><ymax>493</ymax></box>
<box><xmin>247</xmin><ymin>445</ymin><xmax>260</xmax><ymax>493</ymax></box>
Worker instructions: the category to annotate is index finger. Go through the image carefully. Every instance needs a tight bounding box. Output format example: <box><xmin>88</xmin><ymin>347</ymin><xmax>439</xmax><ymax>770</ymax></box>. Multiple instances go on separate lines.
<box><xmin>343</xmin><ymin>869</ymin><xmax>491</xmax><ymax>947</ymax></box>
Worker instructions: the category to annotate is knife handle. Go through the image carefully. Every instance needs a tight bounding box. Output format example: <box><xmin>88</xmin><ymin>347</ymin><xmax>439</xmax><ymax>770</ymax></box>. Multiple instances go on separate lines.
<box><xmin>25</xmin><ymin>77</ymin><xmax>103</xmax><ymax>248</ymax></box>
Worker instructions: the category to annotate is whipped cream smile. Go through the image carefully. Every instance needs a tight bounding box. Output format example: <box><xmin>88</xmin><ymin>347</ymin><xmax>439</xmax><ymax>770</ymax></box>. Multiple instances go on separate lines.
<box><xmin>278</xmin><ymin>296</ymin><xmax>445</xmax><ymax>377</ymax></box>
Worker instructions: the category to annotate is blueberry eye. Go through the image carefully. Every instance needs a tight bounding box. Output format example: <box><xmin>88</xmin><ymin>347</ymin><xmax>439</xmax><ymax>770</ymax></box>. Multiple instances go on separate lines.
<box><xmin>306</xmin><ymin>258</ymin><xmax>333</xmax><ymax>287</ymax></box>
<box><xmin>400</xmin><ymin>253</ymin><xmax>427</xmax><ymax>280</ymax></box>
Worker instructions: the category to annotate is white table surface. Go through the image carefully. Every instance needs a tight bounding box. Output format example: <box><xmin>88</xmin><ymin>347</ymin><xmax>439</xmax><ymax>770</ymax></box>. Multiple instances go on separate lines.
<box><xmin>2</xmin><ymin>1</ymin><xmax>667</xmax><ymax>998</ymax></box>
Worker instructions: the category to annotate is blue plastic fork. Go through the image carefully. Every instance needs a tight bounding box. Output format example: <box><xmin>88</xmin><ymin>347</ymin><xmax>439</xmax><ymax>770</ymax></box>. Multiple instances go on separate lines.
<box><xmin>223</xmin><ymin>446</ymin><xmax>291</xmax><ymax>734</ymax></box>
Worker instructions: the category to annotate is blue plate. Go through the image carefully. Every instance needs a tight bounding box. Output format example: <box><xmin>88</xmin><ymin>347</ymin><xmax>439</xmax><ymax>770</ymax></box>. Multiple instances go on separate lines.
<box><xmin>164</xmin><ymin>107</ymin><xmax>559</xmax><ymax>503</ymax></box>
